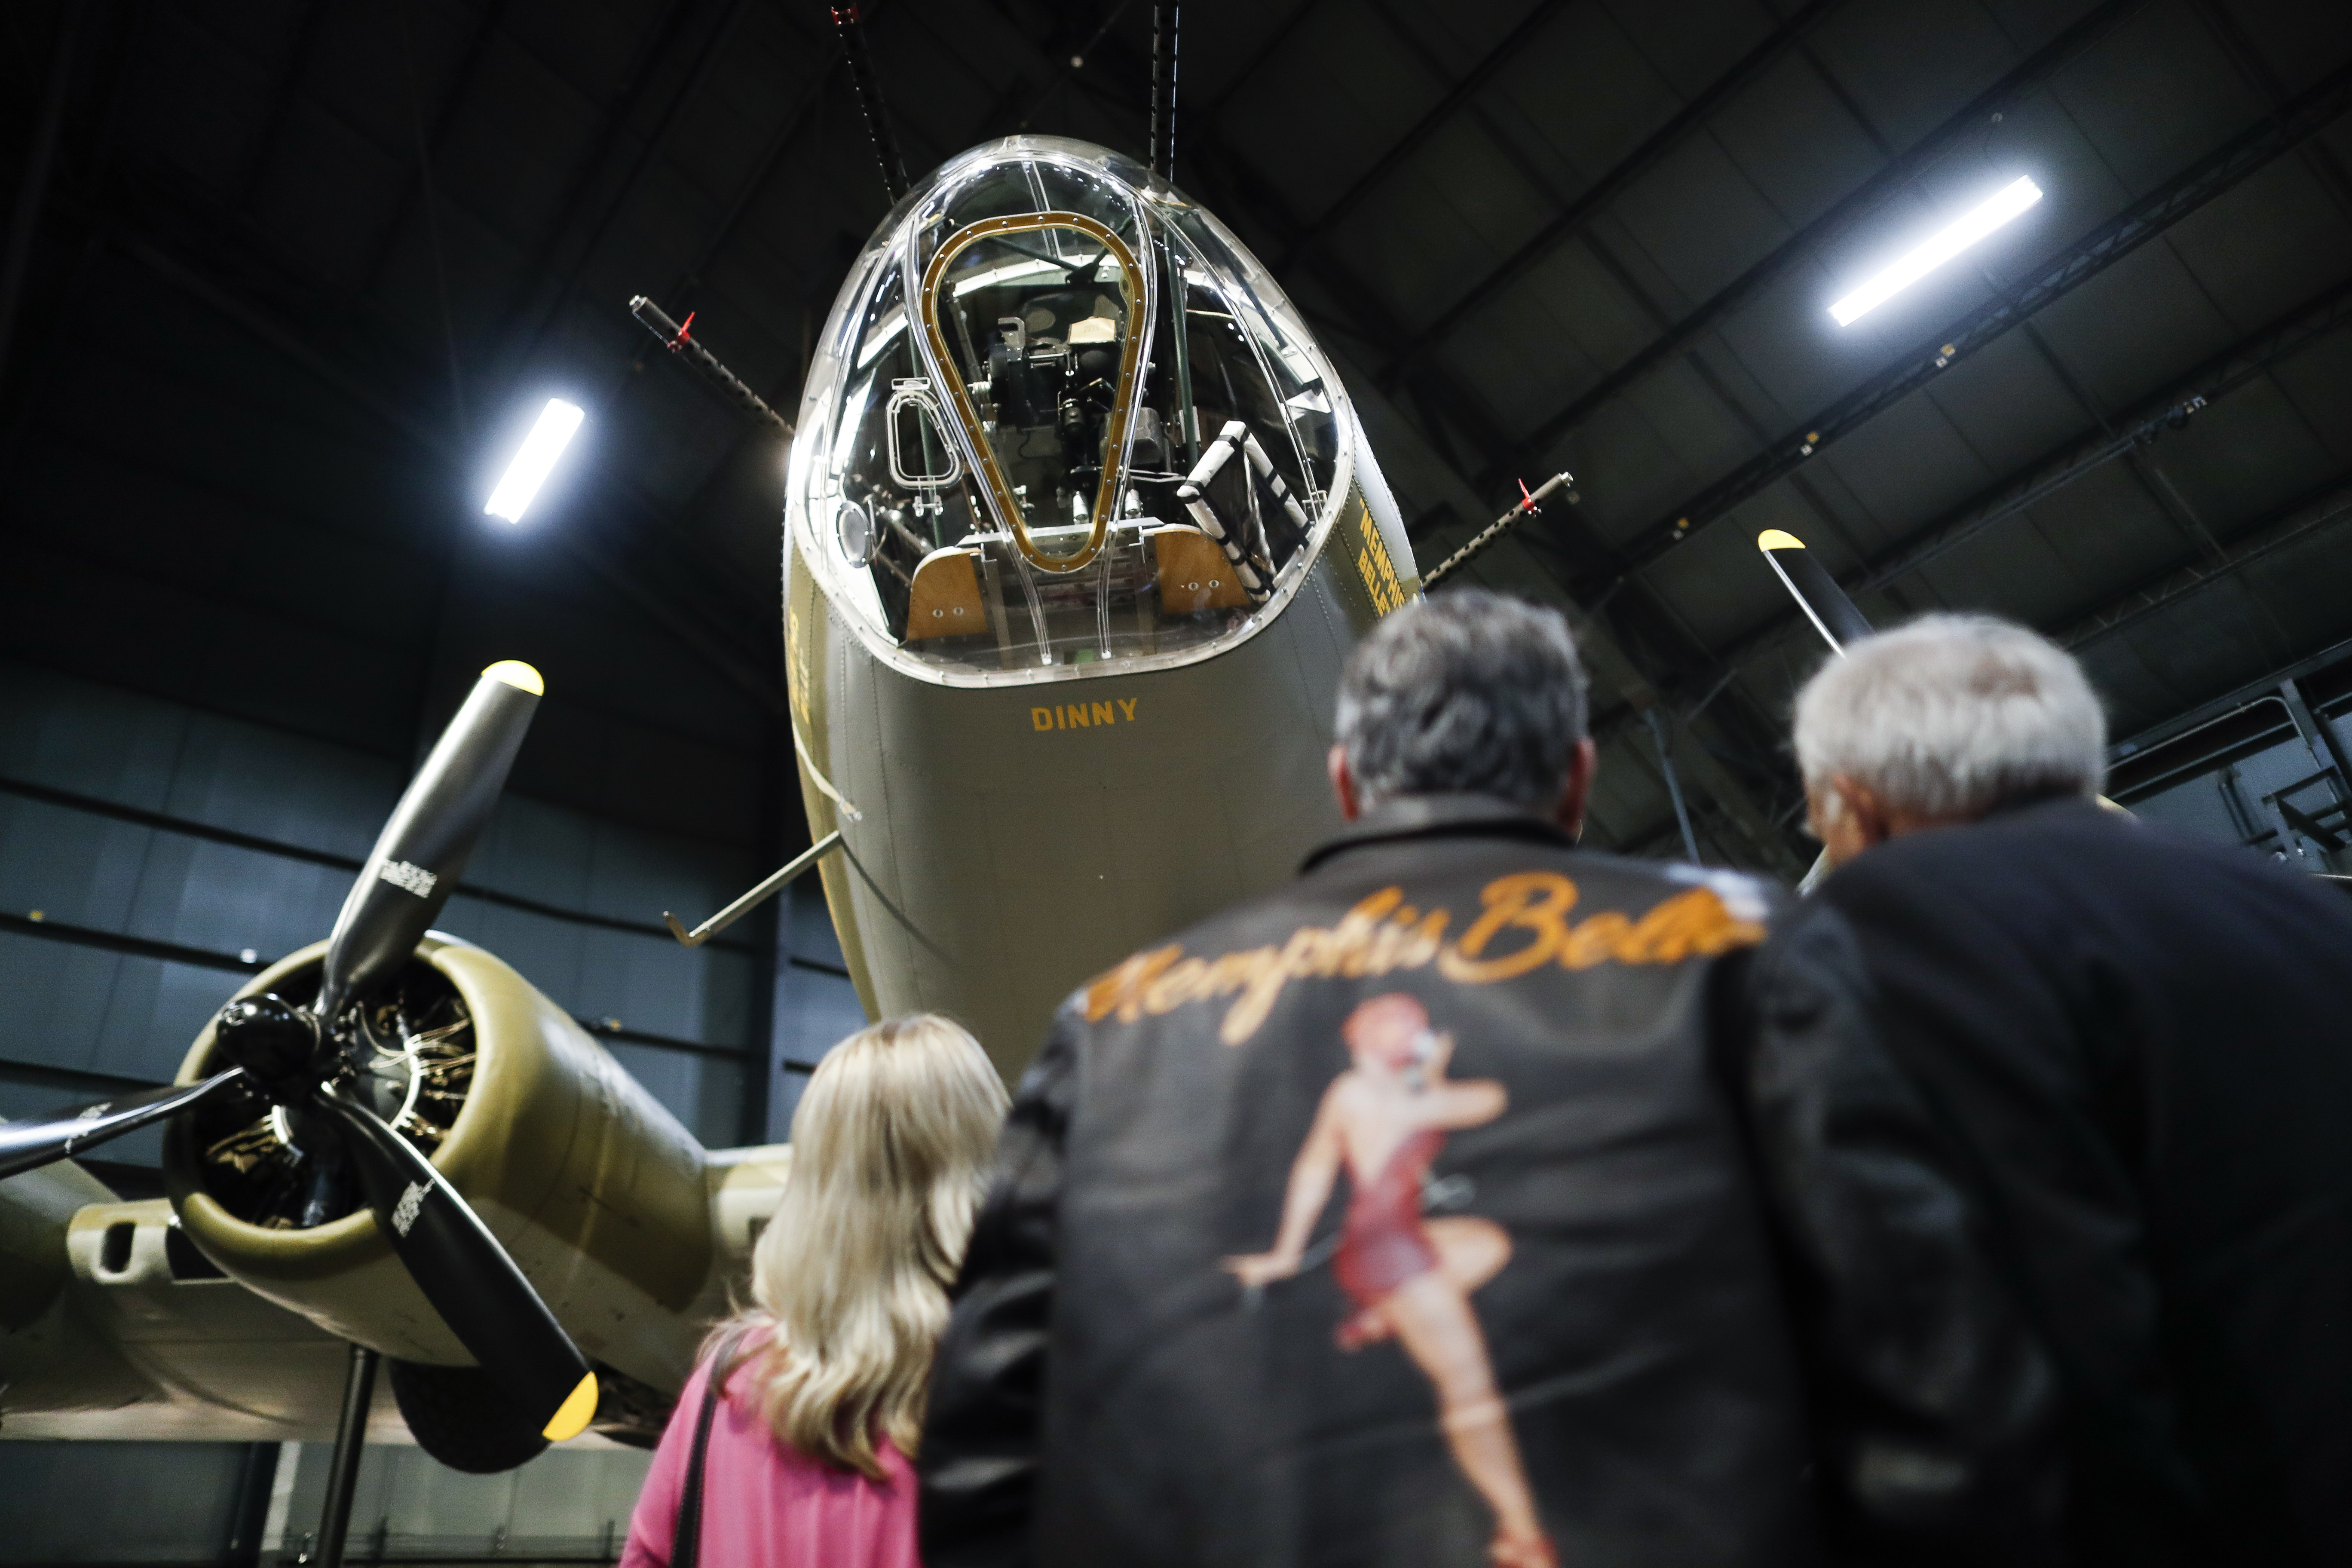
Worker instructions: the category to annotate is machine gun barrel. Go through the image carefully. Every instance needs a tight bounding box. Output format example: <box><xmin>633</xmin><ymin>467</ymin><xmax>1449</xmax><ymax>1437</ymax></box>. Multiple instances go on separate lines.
<box><xmin>628</xmin><ymin>296</ymin><xmax>793</xmax><ymax>436</ymax></box>
<box><xmin>1423</xmin><ymin>472</ymin><xmax>1577</xmax><ymax>590</ymax></box>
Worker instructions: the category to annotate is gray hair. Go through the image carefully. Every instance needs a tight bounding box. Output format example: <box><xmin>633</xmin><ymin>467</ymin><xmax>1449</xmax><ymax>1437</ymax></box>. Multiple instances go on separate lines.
<box><xmin>1792</xmin><ymin>613</ymin><xmax>2106</xmax><ymax>819</ymax></box>
<box><xmin>1335</xmin><ymin>590</ymin><xmax>1590</xmax><ymax>811</ymax></box>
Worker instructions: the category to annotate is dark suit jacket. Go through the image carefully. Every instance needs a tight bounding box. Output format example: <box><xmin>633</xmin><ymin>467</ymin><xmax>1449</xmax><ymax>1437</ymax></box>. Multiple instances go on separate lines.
<box><xmin>1795</xmin><ymin>795</ymin><xmax>2352</xmax><ymax>1565</ymax></box>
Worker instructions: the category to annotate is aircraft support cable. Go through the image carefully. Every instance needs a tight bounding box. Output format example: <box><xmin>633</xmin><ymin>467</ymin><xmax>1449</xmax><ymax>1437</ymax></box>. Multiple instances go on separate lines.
<box><xmin>665</xmin><ymin>830</ymin><xmax>847</xmax><ymax>947</ymax></box>
<box><xmin>1644</xmin><ymin>707</ymin><xmax>1704</xmax><ymax>866</ymax></box>
<box><xmin>1150</xmin><ymin>3</ymin><xmax>1179</xmax><ymax>180</ymax></box>
<box><xmin>829</xmin><ymin>4</ymin><xmax>909</xmax><ymax>202</ymax></box>
<box><xmin>1421</xmin><ymin>472</ymin><xmax>1577</xmax><ymax>590</ymax></box>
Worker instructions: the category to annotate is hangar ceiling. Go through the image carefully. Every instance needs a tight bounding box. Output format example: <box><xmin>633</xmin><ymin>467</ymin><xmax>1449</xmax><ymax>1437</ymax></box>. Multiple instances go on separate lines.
<box><xmin>5</xmin><ymin>0</ymin><xmax>2351</xmax><ymax>876</ymax></box>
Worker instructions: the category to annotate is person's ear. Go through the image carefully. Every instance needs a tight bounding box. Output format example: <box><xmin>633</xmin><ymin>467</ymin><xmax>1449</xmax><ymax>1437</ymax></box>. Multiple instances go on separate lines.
<box><xmin>1835</xmin><ymin>776</ymin><xmax>1895</xmax><ymax>850</ymax></box>
<box><xmin>1328</xmin><ymin>743</ymin><xmax>1363</xmax><ymax>823</ymax></box>
<box><xmin>1555</xmin><ymin>737</ymin><xmax>1599</xmax><ymax>841</ymax></box>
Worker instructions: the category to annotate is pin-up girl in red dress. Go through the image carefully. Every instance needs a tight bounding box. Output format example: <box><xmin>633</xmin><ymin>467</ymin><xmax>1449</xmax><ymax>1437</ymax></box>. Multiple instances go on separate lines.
<box><xmin>1225</xmin><ymin>993</ymin><xmax>1553</xmax><ymax>1568</ymax></box>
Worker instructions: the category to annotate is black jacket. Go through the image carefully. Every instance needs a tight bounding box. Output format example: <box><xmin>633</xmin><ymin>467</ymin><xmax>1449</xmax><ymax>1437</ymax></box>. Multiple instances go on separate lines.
<box><xmin>921</xmin><ymin>796</ymin><xmax>2054</xmax><ymax>1567</ymax></box>
<box><xmin>1796</xmin><ymin>795</ymin><xmax>2352</xmax><ymax>1566</ymax></box>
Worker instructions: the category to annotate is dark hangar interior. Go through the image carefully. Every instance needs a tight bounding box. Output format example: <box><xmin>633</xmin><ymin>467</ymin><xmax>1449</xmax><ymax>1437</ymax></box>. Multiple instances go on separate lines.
<box><xmin>3</xmin><ymin>0</ymin><xmax>2350</xmax><ymax>1559</ymax></box>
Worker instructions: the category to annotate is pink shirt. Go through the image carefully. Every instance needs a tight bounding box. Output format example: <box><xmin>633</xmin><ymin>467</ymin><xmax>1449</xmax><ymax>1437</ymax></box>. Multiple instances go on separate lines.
<box><xmin>621</xmin><ymin>1332</ymin><xmax>921</xmax><ymax>1568</ymax></box>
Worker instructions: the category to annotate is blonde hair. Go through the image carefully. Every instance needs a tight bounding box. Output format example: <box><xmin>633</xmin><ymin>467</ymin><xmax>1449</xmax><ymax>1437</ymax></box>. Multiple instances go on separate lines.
<box><xmin>726</xmin><ymin>1014</ymin><xmax>1007</xmax><ymax>1477</ymax></box>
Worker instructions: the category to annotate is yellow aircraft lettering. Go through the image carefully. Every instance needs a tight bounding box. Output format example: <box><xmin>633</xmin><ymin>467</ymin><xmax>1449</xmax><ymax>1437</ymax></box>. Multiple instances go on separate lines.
<box><xmin>1354</xmin><ymin>506</ymin><xmax>1405</xmax><ymax>617</ymax></box>
<box><xmin>1029</xmin><ymin>698</ymin><xmax>1141</xmax><ymax>734</ymax></box>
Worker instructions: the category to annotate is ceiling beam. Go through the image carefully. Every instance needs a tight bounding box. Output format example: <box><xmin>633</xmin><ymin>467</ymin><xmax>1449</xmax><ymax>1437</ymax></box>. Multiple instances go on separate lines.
<box><xmin>658</xmin><ymin>43</ymin><xmax>844</xmax><ymax>310</ymax></box>
<box><xmin>1198</xmin><ymin>0</ymin><xmax>1331</xmax><ymax>123</ymax></box>
<box><xmin>116</xmin><ymin>232</ymin><xmax>787</xmax><ymax>717</ymax></box>
<box><xmin>231</xmin><ymin>0</ymin><xmax>332</xmax><ymax>211</ymax></box>
<box><xmin>1860</xmin><ymin>280</ymin><xmax>2352</xmax><ymax>594</ymax></box>
<box><xmin>1592</xmin><ymin>59</ymin><xmax>2352</xmax><ymax>597</ymax></box>
<box><xmin>1596</xmin><ymin>273</ymin><xmax>2352</xmax><ymax>731</ymax></box>
<box><xmin>0</xmin><ymin>0</ymin><xmax>88</xmax><ymax>390</ymax></box>
<box><xmin>499</xmin><ymin>0</ymin><xmax>763</xmax><ymax>381</ymax></box>
<box><xmin>1369</xmin><ymin>0</ymin><xmax>1844</xmax><ymax>394</ymax></box>
<box><xmin>473</xmin><ymin>0</ymin><xmax>702</xmax><ymax>367</ymax></box>
<box><xmin>2062</xmin><ymin>471</ymin><xmax>2352</xmax><ymax>655</ymax></box>
<box><xmin>1270</xmin><ymin>0</ymin><xmax>1586</xmax><ymax>271</ymax></box>
<box><xmin>2184</xmin><ymin>0</ymin><xmax>2352</xmax><ymax>223</ymax></box>
<box><xmin>1473</xmin><ymin>0</ymin><xmax>2150</xmax><ymax>494</ymax></box>
<box><xmin>1173</xmin><ymin>139</ymin><xmax>1807</xmax><ymax>870</ymax></box>
<box><xmin>1336</xmin><ymin>2</ymin><xmax>1879</xmax><ymax>592</ymax></box>
<box><xmin>357</xmin><ymin>0</ymin><xmax>521</xmax><ymax>297</ymax></box>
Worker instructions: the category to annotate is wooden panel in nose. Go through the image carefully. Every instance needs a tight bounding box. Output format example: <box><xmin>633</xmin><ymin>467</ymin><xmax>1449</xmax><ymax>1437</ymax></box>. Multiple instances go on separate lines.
<box><xmin>906</xmin><ymin>547</ymin><xmax>988</xmax><ymax>639</ymax></box>
<box><xmin>1153</xmin><ymin>526</ymin><xmax>1251</xmax><ymax>613</ymax></box>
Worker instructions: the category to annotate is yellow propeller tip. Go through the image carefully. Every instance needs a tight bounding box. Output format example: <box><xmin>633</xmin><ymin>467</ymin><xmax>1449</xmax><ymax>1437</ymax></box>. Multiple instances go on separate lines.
<box><xmin>542</xmin><ymin>1370</ymin><xmax>598</xmax><ymax>1441</ymax></box>
<box><xmin>483</xmin><ymin>660</ymin><xmax>545</xmax><ymax>696</ymax></box>
<box><xmin>1756</xmin><ymin>529</ymin><xmax>1806</xmax><ymax>552</ymax></box>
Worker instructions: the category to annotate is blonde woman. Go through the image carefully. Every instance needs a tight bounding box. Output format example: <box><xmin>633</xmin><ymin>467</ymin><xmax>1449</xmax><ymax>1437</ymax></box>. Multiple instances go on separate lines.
<box><xmin>622</xmin><ymin>1015</ymin><xmax>1008</xmax><ymax>1568</ymax></box>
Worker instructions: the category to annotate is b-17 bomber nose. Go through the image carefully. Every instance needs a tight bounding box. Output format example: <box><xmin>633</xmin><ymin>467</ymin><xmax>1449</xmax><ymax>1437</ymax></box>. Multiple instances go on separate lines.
<box><xmin>790</xmin><ymin>135</ymin><xmax>1393</xmax><ymax>682</ymax></box>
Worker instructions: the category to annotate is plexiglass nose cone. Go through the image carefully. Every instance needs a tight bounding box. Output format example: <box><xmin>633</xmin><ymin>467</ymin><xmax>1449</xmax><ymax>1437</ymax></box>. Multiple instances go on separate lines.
<box><xmin>790</xmin><ymin>135</ymin><xmax>1354</xmax><ymax>680</ymax></box>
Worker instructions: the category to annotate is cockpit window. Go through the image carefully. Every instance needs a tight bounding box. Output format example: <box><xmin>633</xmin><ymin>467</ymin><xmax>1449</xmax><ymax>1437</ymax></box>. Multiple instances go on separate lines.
<box><xmin>919</xmin><ymin>214</ymin><xmax>1148</xmax><ymax>574</ymax></box>
<box><xmin>792</xmin><ymin>137</ymin><xmax>1348</xmax><ymax>682</ymax></box>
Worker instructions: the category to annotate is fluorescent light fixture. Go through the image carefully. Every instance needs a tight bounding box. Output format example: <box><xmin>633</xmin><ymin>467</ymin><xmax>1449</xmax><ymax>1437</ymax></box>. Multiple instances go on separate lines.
<box><xmin>484</xmin><ymin>398</ymin><xmax>584</xmax><ymax>521</ymax></box>
<box><xmin>1830</xmin><ymin>177</ymin><xmax>2043</xmax><ymax>326</ymax></box>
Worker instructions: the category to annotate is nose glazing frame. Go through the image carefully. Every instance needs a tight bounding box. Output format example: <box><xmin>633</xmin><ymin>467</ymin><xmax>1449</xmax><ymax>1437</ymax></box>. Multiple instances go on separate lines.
<box><xmin>916</xmin><ymin>210</ymin><xmax>1152</xmax><ymax>574</ymax></box>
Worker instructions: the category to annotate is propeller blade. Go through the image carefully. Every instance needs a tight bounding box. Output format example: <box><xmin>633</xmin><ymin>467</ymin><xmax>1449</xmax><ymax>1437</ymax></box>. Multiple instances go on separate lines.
<box><xmin>309</xmin><ymin>1080</ymin><xmax>597</xmax><ymax>1441</ymax></box>
<box><xmin>0</xmin><ymin>1069</ymin><xmax>246</xmax><ymax>1182</ymax></box>
<box><xmin>1758</xmin><ymin>530</ymin><xmax>1875</xmax><ymax>654</ymax></box>
<box><xmin>317</xmin><ymin>662</ymin><xmax>543</xmax><ymax>1019</ymax></box>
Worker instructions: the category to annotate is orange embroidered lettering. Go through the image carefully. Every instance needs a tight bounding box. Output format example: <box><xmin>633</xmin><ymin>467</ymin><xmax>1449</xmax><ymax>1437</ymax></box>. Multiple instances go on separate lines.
<box><xmin>1085</xmin><ymin>946</ymin><xmax>1181</xmax><ymax>1023</ymax></box>
<box><xmin>1556</xmin><ymin>911</ymin><xmax>1631</xmax><ymax>970</ymax></box>
<box><xmin>1439</xmin><ymin>873</ymin><xmax>1578</xmax><ymax>982</ymax></box>
<box><xmin>1618</xmin><ymin>888</ymin><xmax>1764</xmax><ymax>963</ymax></box>
<box><xmin>1144</xmin><ymin>957</ymin><xmax>1210</xmax><ymax>1014</ymax></box>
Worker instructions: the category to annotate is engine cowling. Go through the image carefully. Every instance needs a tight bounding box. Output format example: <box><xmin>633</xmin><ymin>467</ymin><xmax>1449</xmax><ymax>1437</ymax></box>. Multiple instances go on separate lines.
<box><xmin>162</xmin><ymin>933</ymin><xmax>715</xmax><ymax>1396</ymax></box>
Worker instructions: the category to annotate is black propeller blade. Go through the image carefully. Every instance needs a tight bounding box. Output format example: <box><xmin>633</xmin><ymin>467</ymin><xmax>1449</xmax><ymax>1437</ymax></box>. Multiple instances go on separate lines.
<box><xmin>317</xmin><ymin>661</ymin><xmax>543</xmax><ymax>1021</ymax></box>
<box><xmin>0</xmin><ymin>1069</ymin><xmax>246</xmax><ymax>1182</ymax></box>
<box><xmin>1758</xmin><ymin>529</ymin><xmax>1875</xmax><ymax>654</ymax></box>
<box><xmin>310</xmin><ymin>1081</ymin><xmax>597</xmax><ymax>1440</ymax></box>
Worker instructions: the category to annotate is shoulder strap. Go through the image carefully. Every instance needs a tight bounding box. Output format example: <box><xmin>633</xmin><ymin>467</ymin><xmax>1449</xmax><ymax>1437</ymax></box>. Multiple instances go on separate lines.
<box><xmin>671</xmin><ymin>1327</ymin><xmax>749</xmax><ymax>1568</ymax></box>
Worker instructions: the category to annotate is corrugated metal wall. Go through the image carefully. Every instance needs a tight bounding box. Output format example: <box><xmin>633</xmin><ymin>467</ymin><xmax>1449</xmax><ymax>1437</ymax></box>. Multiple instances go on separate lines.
<box><xmin>0</xmin><ymin>655</ymin><xmax>779</xmax><ymax>1152</ymax></box>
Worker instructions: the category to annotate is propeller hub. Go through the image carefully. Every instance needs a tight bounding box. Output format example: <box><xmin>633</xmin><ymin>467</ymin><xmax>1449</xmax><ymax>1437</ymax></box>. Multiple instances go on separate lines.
<box><xmin>213</xmin><ymin>993</ymin><xmax>323</xmax><ymax>1087</ymax></box>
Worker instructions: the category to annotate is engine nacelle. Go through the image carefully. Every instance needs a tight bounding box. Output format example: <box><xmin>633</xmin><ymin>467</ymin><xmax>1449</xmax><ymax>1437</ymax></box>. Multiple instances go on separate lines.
<box><xmin>163</xmin><ymin>933</ymin><xmax>717</xmax><ymax>1396</ymax></box>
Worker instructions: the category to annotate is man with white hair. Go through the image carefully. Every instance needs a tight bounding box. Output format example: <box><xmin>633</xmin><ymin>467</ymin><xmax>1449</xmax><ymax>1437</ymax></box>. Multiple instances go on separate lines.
<box><xmin>1785</xmin><ymin>613</ymin><xmax>2352</xmax><ymax>1565</ymax></box>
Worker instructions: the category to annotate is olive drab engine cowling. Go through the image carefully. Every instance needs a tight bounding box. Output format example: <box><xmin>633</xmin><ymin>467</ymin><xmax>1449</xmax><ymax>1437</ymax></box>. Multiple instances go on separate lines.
<box><xmin>162</xmin><ymin>934</ymin><xmax>717</xmax><ymax>1395</ymax></box>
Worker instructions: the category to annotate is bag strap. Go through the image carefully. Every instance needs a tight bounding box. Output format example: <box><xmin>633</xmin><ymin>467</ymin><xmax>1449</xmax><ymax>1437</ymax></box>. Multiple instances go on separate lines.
<box><xmin>672</xmin><ymin>1326</ymin><xmax>750</xmax><ymax>1568</ymax></box>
